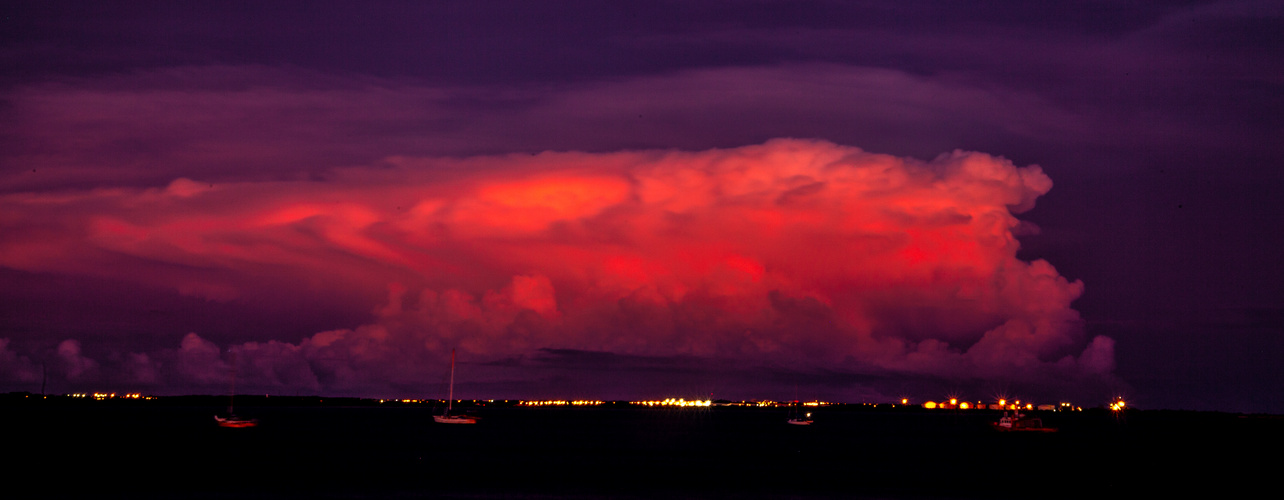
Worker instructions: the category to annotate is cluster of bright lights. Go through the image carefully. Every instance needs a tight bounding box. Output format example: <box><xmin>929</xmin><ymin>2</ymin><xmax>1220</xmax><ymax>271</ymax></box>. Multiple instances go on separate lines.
<box><xmin>923</xmin><ymin>398</ymin><xmax>962</xmax><ymax>410</ymax></box>
<box><xmin>518</xmin><ymin>400</ymin><xmax>604</xmax><ymax>406</ymax></box>
<box><xmin>990</xmin><ymin>399</ymin><xmax>1034</xmax><ymax>411</ymax></box>
<box><xmin>924</xmin><ymin>398</ymin><xmax>974</xmax><ymax>410</ymax></box>
<box><xmin>378</xmin><ymin>398</ymin><xmax>511</xmax><ymax>405</ymax></box>
<box><xmin>63</xmin><ymin>392</ymin><xmax>148</xmax><ymax>400</ymax></box>
<box><xmin>1109</xmin><ymin>399</ymin><xmax>1126</xmax><ymax>411</ymax></box>
<box><xmin>634</xmin><ymin>398</ymin><xmax>711</xmax><ymax>407</ymax></box>
<box><xmin>919</xmin><ymin>397</ymin><xmax>1075</xmax><ymax>411</ymax></box>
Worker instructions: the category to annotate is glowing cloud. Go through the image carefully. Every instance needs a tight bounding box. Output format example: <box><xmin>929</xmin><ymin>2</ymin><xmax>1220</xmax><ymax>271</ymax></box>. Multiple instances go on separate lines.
<box><xmin>0</xmin><ymin>139</ymin><xmax>1110</xmax><ymax>394</ymax></box>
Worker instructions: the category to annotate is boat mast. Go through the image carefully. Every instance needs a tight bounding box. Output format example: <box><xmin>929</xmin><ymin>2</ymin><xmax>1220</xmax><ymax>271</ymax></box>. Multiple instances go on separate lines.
<box><xmin>227</xmin><ymin>351</ymin><xmax>237</xmax><ymax>415</ymax></box>
<box><xmin>446</xmin><ymin>349</ymin><xmax>455</xmax><ymax>414</ymax></box>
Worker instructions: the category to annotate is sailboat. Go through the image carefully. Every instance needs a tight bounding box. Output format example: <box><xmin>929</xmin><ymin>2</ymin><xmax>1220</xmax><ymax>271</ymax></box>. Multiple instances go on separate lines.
<box><xmin>214</xmin><ymin>352</ymin><xmax>258</xmax><ymax>428</ymax></box>
<box><xmin>787</xmin><ymin>385</ymin><xmax>813</xmax><ymax>425</ymax></box>
<box><xmin>787</xmin><ymin>401</ymin><xmax>813</xmax><ymax>426</ymax></box>
<box><xmin>214</xmin><ymin>412</ymin><xmax>258</xmax><ymax>428</ymax></box>
<box><xmin>433</xmin><ymin>349</ymin><xmax>477</xmax><ymax>424</ymax></box>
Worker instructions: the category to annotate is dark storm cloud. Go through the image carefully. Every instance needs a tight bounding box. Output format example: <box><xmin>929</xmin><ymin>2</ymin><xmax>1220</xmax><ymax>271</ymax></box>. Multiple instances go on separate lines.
<box><xmin>5</xmin><ymin>2</ymin><xmax>1280</xmax><ymax>182</ymax></box>
<box><xmin>0</xmin><ymin>62</ymin><xmax>1090</xmax><ymax>192</ymax></box>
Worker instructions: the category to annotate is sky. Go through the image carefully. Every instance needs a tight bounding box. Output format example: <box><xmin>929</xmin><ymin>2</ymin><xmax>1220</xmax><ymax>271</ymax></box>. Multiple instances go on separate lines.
<box><xmin>2</xmin><ymin>1</ymin><xmax>1281</xmax><ymax>413</ymax></box>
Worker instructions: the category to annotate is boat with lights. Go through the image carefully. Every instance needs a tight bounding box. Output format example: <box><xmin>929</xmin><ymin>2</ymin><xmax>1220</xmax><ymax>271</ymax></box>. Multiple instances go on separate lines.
<box><xmin>992</xmin><ymin>411</ymin><xmax>1055</xmax><ymax>432</ymax></box>
<box><xmin>215</xmin><ymin>352</ymin><xmax>257</xmax><ymax>428</ymax></box>
<box><xmin>787</xmin><ymin>400</ymin><xmax>813</xmax><ymax>425</ymax></box>
<box><xmin>434</xmin><ymin>349</ymin><xmax>478</xmax><ymax>424</ymax></box>
<box><xmin>214</xmin><ymin>414</ymin><xmax>259</xmax><ymax>428</ymax></box>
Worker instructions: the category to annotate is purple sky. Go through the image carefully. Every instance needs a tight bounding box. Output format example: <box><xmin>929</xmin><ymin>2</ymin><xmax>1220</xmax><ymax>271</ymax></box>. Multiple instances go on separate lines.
<box><xmin>2</xmin><ymin>1</ymin><xmax>1281</xmax><ymax>413</ymax></box>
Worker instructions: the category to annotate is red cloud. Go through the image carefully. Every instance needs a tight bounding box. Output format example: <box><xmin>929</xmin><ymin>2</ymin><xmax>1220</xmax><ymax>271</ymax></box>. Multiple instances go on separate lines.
<box><xmin>0</xmin><ymin>139</ymin><xmax>1110</xmax><ymax>394</ymax></box>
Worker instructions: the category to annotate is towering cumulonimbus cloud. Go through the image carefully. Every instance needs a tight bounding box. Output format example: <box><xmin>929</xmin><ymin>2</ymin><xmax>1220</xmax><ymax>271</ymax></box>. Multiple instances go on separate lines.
<box><xmin>0</xmin><ymin>139</ymin><xmax>1112</xmax><ymax>394</ymax></box>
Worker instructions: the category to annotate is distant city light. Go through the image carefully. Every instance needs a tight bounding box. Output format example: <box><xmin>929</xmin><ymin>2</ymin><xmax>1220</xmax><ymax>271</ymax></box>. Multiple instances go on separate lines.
<box><xmin>633</xmin><ymin>398</ymin><xmax>711</xmax><ymax>407</ymax></box>
<box><xmin>519</xmin><ymin>400</ymin><xmax>604</xmax><ymax>406</ymax></box>
<box><xmin>39</xmin><ymin>393</ymin><xmax>1084</xmax><ymax>411</ymax></box>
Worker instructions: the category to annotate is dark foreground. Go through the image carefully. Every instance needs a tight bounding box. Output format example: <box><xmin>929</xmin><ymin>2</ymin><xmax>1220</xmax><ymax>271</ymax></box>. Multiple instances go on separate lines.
<box><xmin>5</xmin><ymin>402</ymin><xmax>1278</xmax><ymax>498</ymax></box>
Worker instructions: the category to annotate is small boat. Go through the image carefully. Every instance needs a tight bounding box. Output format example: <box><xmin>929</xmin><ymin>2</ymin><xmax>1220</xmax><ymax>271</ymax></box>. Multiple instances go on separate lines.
<box><xmin>215</xmin><ymin>351</ymin><xmax>257</xmax><ymax>428</ymax></box>
<box><xmin>433</xmin><ymin>349</ymin><xmax>477</xmax><ymax>425</ymax></box>
<box><xmin>214</xmin><ymin>414</ymin><xmax>259</xmax><ymax>428</ymax></box>
<box><xmin>787</xmin><ymin>399</ymin><xmax>813</xmax><ymax>425</ymax></box>
<box><xmin>433</xmin><ymin>413</ymin><xmax>477</xmax><ymax>424</ymax></box>
<box><xmin>992</xmin><ymin>411</ymin><xmax>1055</xmax><ymax>432</ymax></box>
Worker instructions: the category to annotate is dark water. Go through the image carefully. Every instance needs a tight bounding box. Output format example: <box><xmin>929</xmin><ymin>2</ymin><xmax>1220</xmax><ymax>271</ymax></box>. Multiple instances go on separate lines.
<box><xmin>7</xmin><ymin>404</ymin><xmax>1278</xmax><ymax>498</ymax></box>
